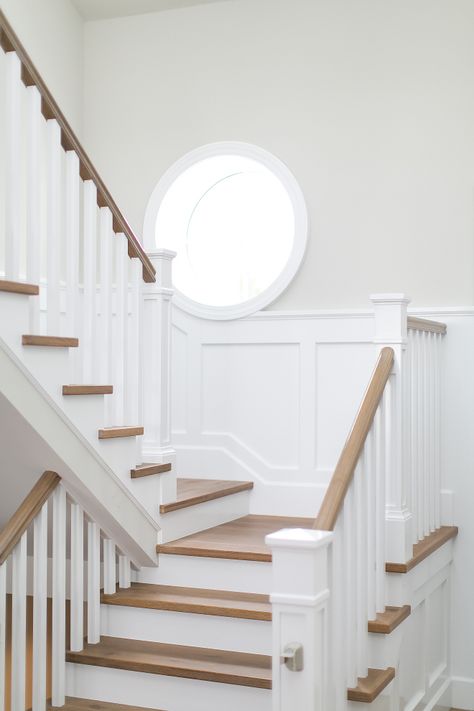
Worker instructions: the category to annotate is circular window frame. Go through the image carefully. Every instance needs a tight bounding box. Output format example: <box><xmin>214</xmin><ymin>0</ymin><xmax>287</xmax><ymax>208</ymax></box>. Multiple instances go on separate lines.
<box><xmin>143</xmin><ymin>141</ymin><xmax>308</xmax><ymax>320</ymax></box>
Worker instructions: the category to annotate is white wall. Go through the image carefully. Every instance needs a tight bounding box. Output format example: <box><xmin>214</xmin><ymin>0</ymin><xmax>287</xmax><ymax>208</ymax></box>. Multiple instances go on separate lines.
<box><xmin>83</xmin><ymin>0</ymin><xmax>474</xmax><ymax>309</ymax></box>
<box><xmin>0</xmin><ymin>0</ymin><xmax>84</xmax><ymax>135</ymax></box>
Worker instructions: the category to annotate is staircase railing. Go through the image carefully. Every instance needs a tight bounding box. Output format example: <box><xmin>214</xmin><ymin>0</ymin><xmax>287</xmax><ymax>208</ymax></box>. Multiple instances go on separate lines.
<box><xmin>0</xmin><ymin>9</ymin><xmax>176</xmax><ymax>493</ymax></box>
<box><xmin>267</xmin><ymin>294</ymin><xmax>447</xmax><ymax>711</ymax></box>
<box><xmin>0</xmin><ymin>470</ymin><xmax>134</xmax><ymax>711</ymax></box>
<box><xmin>405</xmin><ymin>317</ymin><xmax>445</xmax><ymax>544</ymax></box>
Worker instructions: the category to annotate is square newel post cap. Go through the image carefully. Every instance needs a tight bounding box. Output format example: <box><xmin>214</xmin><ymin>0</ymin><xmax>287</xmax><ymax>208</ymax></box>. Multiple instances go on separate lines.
<box><xmin>266</xmin><ymin>528</ymin><xmax>333</xmax><ymax>550</ymax></box>
<box><xmin>370</xmin><ymin>293</ymin><xmax>411</xmax><ymax>344</ymax></box>
<box><xmin>146</xmin><ymin>249</ymin><xmax>177</xmax><ymax>289</ymax></box>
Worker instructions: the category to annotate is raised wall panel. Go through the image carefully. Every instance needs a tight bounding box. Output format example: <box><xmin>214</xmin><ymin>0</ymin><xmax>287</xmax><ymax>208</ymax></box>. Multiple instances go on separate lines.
<box><xmin>201</xmin><ymin>343</ymin><xmax>300</xmax><ymax>468</ymax></box>
<box><xmin>171</xmin><ymin>324</ymin><xmax>188</xmax><ymax>434</ymax></box>
<box><xmin>399</xmin><ymin>602</ymin><xmax>426</xmax><ymax>710</ymax></box>
<box><xmin>315</xmin><ymin>342</ymin><xmax>374</xmax><ymax>471</ymax></box>
<box><xmin>428</xmin><ymin>581</ymin><xmax>448</xmax><ymax>687</ymax></box>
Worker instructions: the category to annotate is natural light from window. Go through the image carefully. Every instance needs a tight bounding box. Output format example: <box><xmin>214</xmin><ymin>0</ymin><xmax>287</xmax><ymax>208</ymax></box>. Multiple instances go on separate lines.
<box><xmin>155</xmin><ymin>154</ymin><xmax>296</xmax><ymax>308</ymax></box>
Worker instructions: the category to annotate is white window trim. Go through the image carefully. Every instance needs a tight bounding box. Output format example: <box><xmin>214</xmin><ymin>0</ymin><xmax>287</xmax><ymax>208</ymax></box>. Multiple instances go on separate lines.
<box><xmin>143</xmin><ymin>141</ymin><xmax>308</xmax><ymax>320</ymax></box>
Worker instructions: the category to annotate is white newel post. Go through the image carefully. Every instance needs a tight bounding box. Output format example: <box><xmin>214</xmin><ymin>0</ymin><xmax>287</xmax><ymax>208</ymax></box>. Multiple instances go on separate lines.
<box><xmin>371</xmin><ymin>293</ymin><xmax>412</xmax><ymax>563</ymax></box>
<box><xmin>142</xmin><ymin>249</ymin><xmax>177</xmax><ymax>504</ymax></box>
<box><xmin>266</xmin><ymin>528</ymin><xmax>333</xmax><ymax>711</ymax></box>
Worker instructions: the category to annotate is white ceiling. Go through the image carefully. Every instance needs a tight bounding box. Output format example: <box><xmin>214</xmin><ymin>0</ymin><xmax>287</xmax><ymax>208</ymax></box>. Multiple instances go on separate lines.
<box><xmin>71</xmin><ymin>0</ymin><xmax>233</xmax><ymax>21</ymax></box>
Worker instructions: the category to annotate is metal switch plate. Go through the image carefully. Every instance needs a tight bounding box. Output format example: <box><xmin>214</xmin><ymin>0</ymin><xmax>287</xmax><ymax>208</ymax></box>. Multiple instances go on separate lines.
<box><xmin>282</xmin><ymin>642</ymin><xmax>304</xmax><ymax>672</ymax></box>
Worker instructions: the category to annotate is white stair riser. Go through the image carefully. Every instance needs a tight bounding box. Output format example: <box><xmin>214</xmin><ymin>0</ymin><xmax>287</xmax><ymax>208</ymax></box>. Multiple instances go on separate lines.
<box><xmin>97</xmin><ymin>436</ymin><xmax>142</xmax><ymax>486</ymax></box>
<box><xmin>158</xmin><ymin>490</ymin><xmax>251</xmax><ymax>543</ymax></box>
<box><xmin>21</xmin><ymin>346</ymin><xmax>71</xmax><ymax>395</ymax></box>
<box><xmin>139</xmin><ymin>554</ymin><xmax>272</xmax><ymax>594</ymax></box>
<box><xmin>101</xmin><ymin>604</ymin><xmax>272</xmax><ymax>654</ymax></box>
<box><xmin>66</xmin><ymin>663</ymin><xmax>271</xmax><ymax>711</ymax></box>
<box><xmin>0</xmin><ymin>293</ymin><xmax>29</xmax><ymax>342</ymax></box>
<box><xmin>385</xmin><ymin>543</ymin><xmax>454</xmax><ymax>608</ymax></box>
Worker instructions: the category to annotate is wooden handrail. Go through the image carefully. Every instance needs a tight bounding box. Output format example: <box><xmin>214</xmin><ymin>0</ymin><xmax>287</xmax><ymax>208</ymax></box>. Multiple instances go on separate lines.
<box><xmin>0</xmin><ymin>471</ymin><xmax>60</xmax><ymax>565</ymax></box>
<box><xmin>314</xmin><ymin>347</ymin><xmax>394</xmax><ymax>531</ymax></box>
<box><xmin>407</xmin><ymin>317</ymin><xmax>447</xmax><ymax>335</ymax></box>
<box><xmin>0</xmin><ymin>8</ymin><xmax>155</xmax><ymax>284</ymax></box>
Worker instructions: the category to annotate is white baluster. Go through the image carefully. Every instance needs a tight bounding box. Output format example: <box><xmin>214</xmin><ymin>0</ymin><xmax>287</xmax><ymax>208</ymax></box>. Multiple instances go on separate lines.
<box><xmin>103</xmin><ymin>539</ymin><xmax>116</xmax><ymax>595</ymax></box>
<box><xmin>112</xmin><ymin>234</ymin><xmax>127</xmax><ymax>424</ymax></box>
<box><xmin>0</xmin><ymin>562</ymin><xmax>5</xmax><ymax>711</ymax></box>
<box><xmin>52</xmin><ymin>485</ymin><xmax>66</xmax><ymax>706</ymax></box>
<box><xmin>366</xmin><ymin>427</ymin><xmax>376</xmax><ymax>621</ymax></box>
<box><xmin>26</xmin><ymin>85</ymin><xmax>42</xmax><ymax>332</ymax></box>
<box><xmin>87</xmin><ymin>521</ymin><xmax>101</xmax><ymax>644</ymax></box>
<box><xmin>11</xmin><ymin>532</ymin><xmax>27</xmax><ymax>711</ymax></box>
<box><xmin>32</xmin><ymin>502</ymin><xmax>48</xmax><ymax>711</ymax></box>
<box><xmin>434</xmin><ymin>334</ymin><xmax>441</xmax><ymax>529</ymax></box>
<box><xmin>128</xmin><ymin>258</ymin><xmax>142</xmax><ymax>426</ymax></box>
<box><xmin>428</xmin><ymin>333</ymin><xmax>435</xmax><ymax>532</ymax></box>
<box><xmin>409</xmin><ymin>332</ymin><xmax>418</xmax><ymax>545</ymax></box>
<box><xmin>65</xmin><ymin>152</ymin><xmax>80</xmax><ymax>341</ymax></box>
<box><xmin>422</xmin><ymin>332</ymin><xmax>430</xmax><ymax>537</ymax></box>
<box><xmin>118</xmin><ymin>556</ymin><xmax>131</xmax><ymax>589</ymax></box>
<box><xmin>5</xmin><ymin>52</ymin><xmax>22</xmax><ymax>281</ymax></box>
<box><xmin>46</xmin><ymin>119</ymin><xmax>62</xmax><ymax>335</ymax></box>
<box><xmin>82</xmin><ymin>180</ymin><xmax>98</xmax><ymax>383</ymax></box>
<box><xmin>331</xmin><ymin>520</ymin><xmax>346</xmax><ymax>709</ymax></box>
<box><xmin>356</xmin><ymin>455</ymin><xmax>368</xmax><ymax>678</ymax></box>
<box><xmin>417</xmin><ymin>332</ymin><xmax>424</xmax><ymax>542</ymax></box>
<box><xmin>99</xmin><ymin>208</ymin><xmax>113</xmax><ymax>385</ymax></box>
<box><xmin>375</xmin><ymin>403</ymin><xmax>385</xmax><ymax>612</ymax></box>
<box><xmin>70</xmin><ymin>503</ymin><xmax>84</xmax><ymax>652</ymax></box>
<box><xmin>343</xmin><ymin>485</ymin><xmax>357</xmax><ymax>688</ymax></box>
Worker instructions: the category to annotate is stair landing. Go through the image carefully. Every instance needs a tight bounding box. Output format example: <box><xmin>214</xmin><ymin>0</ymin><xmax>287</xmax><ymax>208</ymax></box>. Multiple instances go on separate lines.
<box><xmin>157</xmin><ymin>514</ymin><xmax>314</xmax><ymax>562</ymax></box>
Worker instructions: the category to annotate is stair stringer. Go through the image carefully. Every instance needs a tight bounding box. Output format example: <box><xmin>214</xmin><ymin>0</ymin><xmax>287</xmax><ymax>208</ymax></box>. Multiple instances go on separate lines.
<box><xmin>0</xmin><ymin>334</ymin><xmax>159</xmax><ymax>566</ymax></box>
<box><xmin>372</xmin><ymin>539</ymin><xmax>456</xmax><ymax>711</ymax></box>
<box><xmin>0</xmin><ymin>292</ymin><xmax>150</xmax><ymax>511</ymax></box>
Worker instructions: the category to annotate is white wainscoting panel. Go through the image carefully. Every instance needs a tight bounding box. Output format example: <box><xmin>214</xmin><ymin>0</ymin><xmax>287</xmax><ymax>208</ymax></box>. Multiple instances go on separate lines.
<box><xmin>171</xmin><ymin>307</ymin><xmax>376</xmax><ymax>516</ymax></box>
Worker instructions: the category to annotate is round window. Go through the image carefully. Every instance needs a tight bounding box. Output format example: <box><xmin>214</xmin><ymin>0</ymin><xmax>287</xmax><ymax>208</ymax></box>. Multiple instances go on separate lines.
<box><xmin>144</xmin><ymin>143</ymin><xmax>308</xmax><ymax>319</ymax></box>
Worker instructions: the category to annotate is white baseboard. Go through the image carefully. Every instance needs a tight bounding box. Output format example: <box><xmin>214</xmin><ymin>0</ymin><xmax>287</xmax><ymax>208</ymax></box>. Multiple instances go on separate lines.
<box><xmin>451</xmin><ymin>676</ymin><xmax>474</xmax><ymax>709</ymax></box>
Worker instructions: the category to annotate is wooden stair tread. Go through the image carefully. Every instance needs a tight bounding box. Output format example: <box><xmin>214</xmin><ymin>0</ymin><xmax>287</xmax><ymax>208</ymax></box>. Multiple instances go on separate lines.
<box><xmin>386</xmin><ymin>526</ymin><xmax>458</xmax><ymax>573</ymax></box>
<box><xmin>98</xmin><ymin>426</ymin><xmax>144</xmax><ymax>439</ymax></box>
<box><xmin>347</xmin><ymin>667</ymin><xmax>395</xmax><ymax>702</ymax></box>
<box><xmin>160</xmin><ymin>478</ymin><xmax>254</xmax><ymax>514</ymax></box>
<box><xmin>48</xmin><ymin>698</ymin><xmax>166</xmax><ymax>711</ymax></box>
<box><xmin>101</xmin><ymin>582</ymin><xmax>272</xmax><ymax>621</ymax></box>
<box><xmin>368</xmin><ymin>605</ymin><xmax>411</xmax><ymax>634</ymax></box>
<box><xmin>131</xmin><ymin>463</ymin><xmax>172</xmax><ymax>479</ymax></box>
<box><xmin>66</xmin><ymin>636</ymin><xmax>272</xmax><ymax>689</ymax></box>
<box><xmin>22</xmin><ymin>335</ymin><xmax>79</xmax><ymax>347</ymax></box>
<box><xmin>0</xmin><ymin>279</ymin><xmax>39</xmax><ymax>295</ymax></box>
<box><xmin>63</xmin><ymin>385</ymin><xmax>113</xmax><ymax>396</ymax></box>
<box><xmin>157</xmin><ymin>514</ymin><xmax>314</xmax><ymax>562</ymax></box>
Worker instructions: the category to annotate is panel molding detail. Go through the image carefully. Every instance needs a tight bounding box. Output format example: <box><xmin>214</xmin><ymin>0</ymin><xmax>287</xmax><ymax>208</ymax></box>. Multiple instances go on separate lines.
<box><xmin>171</xmin><ymin>307</ymin><xmax>377</xmax><ymax>516</ymax></box>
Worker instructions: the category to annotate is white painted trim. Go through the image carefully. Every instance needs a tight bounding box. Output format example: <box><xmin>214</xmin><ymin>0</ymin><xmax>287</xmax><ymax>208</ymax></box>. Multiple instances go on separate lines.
<box><xmin>0</xmin><ymin>335</ymin><xmax>159</xmax><ymax>566</ymax></box>
<box><xmin>451</xmin><ymin>676</ymin><xmax>474</xmax><ymax>708</ymax></box>
<box><xmin>143</xmin><ymin>141</ymin><xmax>309</xmax><ymax>320</ymax></box>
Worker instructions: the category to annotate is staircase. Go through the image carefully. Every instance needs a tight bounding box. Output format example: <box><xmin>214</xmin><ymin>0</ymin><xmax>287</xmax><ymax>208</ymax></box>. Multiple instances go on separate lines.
<box><xmin>0</xmin><ymin>7</ymin><xmax>461</xmax><ymax>711</ymax></box>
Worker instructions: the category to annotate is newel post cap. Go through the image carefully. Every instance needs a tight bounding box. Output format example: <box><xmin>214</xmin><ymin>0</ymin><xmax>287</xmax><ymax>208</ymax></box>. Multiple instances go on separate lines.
<box><xmin>370</xmin><ymin>293</ymin><xmax>411</xmax><ymax>305</ymax></box>
<box><xmin>370</xmin><ymin>293</ymin><xmax>411</xmax><ymax>344</ymax></box>
<box><xmin>266</xmin><ymin>528</ymin><xmax>333</xmax><ymax>550</ymax></box>
<box><xmin>146</xmin><ymin>249</ymin><xmax>177</xmax><ymax>290</ymax></box>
